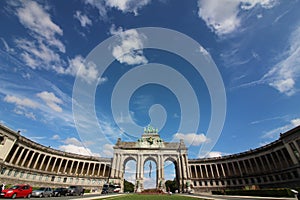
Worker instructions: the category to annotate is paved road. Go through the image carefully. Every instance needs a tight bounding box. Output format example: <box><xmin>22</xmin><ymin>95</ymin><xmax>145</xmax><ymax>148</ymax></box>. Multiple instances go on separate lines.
<box><xmin>2</xmin><ymin>193</ymin><xmax>123</xmax><ymax>200</ymax></box>
<box><xmin>6</xmin><ymin>193</ymin><xmax>297</xmax><ymax>200</ymax></box>
<box><xmin>182</xmin><ymin>193</ymin><xmax>297</xmax><ymax>200</ymax></box>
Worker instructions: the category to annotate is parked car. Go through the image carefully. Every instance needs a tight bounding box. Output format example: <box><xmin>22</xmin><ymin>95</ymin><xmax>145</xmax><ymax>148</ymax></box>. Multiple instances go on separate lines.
<box><xmin>0</xmin><ymin>184</ymin><xmax>32</xmax><ymax>199</ymax></box>
<box><xmin>52</xmin><ymin>187</ymin><xmax>69</xmax><ymax>197</ymax></box>
<box><xmin>101</xmin><ymin>184</ymin><xmax>120</xmax><ymax>194</ymax></box>
<box><xmin>31</xmin><ymin>187</ymin><xmax>53</xmax><ymax>198</ymax></box>
<box><xmin>67</xmin><ymin>186</ymin><xmax>83</xmax><ymax>196</ymax></box>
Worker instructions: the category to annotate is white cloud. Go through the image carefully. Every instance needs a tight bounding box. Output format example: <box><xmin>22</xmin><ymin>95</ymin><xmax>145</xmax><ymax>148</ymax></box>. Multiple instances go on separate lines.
<box><xmin>262</xmin><ymin>26</ymin><xmax>300</xmax><ymax>96</ymax></box>
<box><xmin>52</xmin><ymin>134</ymin><xmax>60</xmax><ymax>140</ymax></box>
<box><xmin>65</xmin><ymin>55</ymin><xmax>100</xmax><ymax>84</ymax></box>
<box><xmin>207</xmin><ymin>151</ymin><xmax>223</xmax><ymax>158</ymax></box>
<box><xmin>59</xmin><ymin>137</ymin><xmax>100</xmax><ymax>157</ymax></box>
<box><xmin>172</xmin><ymin>133</ymin><xmax>208</xmax><ymax>146</ymax></box>
<box><xmin>262</xmin><ymin>118</ymin><xmax>300</xmax><ymax>139</ymax></box>
<box><xmin>4</xmin><ymin>95</ymin><xmax>38</xmax><ymax>108</ymax></box>
<box><xmin>110</xmin><ymin>25</ymin><xmax>148</xmax><ymax>65</ymax></box>
<box><xmin>85</xmin><ymin>0</ymin><xmax>151</xmax><ymax>17</ymax></box>
<box><xmin>37</xmin><ymin>91</ymin><xmax>63</xmax><ymax>112</ymax></box>
<box><xmin>106</xmin><ymin>0</ymin><xmax>151</xmax><ymax>16</ymax></box>
<box><xmin>74</xmin><ymin>11</ymin><xmax>92</xmax><ymax>27</ymax></box>
<box><xmin>198</xmin><ymin>0</ymin><xmax>278</xmax><ymax>36</ymax></box>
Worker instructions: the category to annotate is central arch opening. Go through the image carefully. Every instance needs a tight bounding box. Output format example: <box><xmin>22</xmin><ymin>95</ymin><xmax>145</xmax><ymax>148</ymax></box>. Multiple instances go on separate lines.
<box><xmin>143</xmin><ymin>159</ymin><xmax>157</xmax><ymax>189</ymax></box>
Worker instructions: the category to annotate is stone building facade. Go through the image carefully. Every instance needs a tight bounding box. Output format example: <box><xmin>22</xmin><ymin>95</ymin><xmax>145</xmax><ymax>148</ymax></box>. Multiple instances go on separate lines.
<box><xmin>0</xmin><ymin>123</ymin><xmax>299</xmax><ymax>192</ymax></box>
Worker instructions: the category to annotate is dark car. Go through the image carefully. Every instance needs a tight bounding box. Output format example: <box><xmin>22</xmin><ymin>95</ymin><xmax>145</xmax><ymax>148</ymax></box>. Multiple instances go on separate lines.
<box><xmin>101</xmin><ymin>184</ymin><xmax>120</xmax><ymax>194</ymax></box>
<box><xmin>53</xmin><ymin>188</ymin><xmax>69</xmax><ymax>197</ymax></box>
<box><xmin>67</xmin><ymin>186</ymin><xmax>83</xmax><ymax>196</ymax></box>
<box><xmin>0</xmin><ymin>184</ymin><xmax>32</xmax><ymax>199</ymax></box>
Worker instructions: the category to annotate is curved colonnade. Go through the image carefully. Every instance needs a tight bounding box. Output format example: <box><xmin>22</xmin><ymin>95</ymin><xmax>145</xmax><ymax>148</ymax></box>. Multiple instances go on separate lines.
<box><xmin>1</xmin><ymin>123</ymin><xmax>300</xmax><ymax>192</ymax></box>
<box><xmin>0</xmin><ymin>124</ymin><xmax>111</xmax><ymax>190</ymax></box>
<box><xmin>189</xmin><ymin>125</ymin><xmax>300</xmax><ymax>192</ymax></box>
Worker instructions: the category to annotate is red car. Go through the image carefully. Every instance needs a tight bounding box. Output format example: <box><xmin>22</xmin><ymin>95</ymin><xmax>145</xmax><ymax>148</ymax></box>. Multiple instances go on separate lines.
<box><xmin>1</xmin><ymin>184</ymin><xmax>32</xmax><ymax>199</ymax></box>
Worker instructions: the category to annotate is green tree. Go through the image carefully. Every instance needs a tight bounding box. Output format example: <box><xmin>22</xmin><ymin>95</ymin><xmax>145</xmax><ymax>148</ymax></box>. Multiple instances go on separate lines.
<box><xmin>124</xmin><ymin>179</ymin><xmax>134</xmax><ymax>193</ymax></box>
<box><xmin>165</xmin><ymin>179</ymin><xmax>178</xmax><ymax>193</ymax></box>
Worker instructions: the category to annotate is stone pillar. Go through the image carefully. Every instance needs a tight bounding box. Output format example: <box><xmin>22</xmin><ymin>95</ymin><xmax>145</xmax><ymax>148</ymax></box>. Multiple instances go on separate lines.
<box><xmin>27</xmin><ymin>151</ymin><xmax>36</xmax><ymax>168</ymax></box>
<box><xmin>10</xmin><ymin>145</ymin><xmax>20</xmax><ymax>164</ymax></box>
<box><xmin>21</xmin><ymin>149</ymin><xmax>30</xmax><ymax>167</ymax></box>
<box><xmin>15</xmin><ymin>147</ymin><xmax>25</xmax><ymax>166</ymax></box>
<box><xmin>33</xmin><ymin>153</ymin><xmax>41</xmax><ymax>169</ymax></box>
<box><xmin>39</xmin><ymin>154</ymin><xmax>47</xmax><ymax>170</ymax></box>
<box><xmin>68</xmin><ymin>160</ymin><xmax>74</xmax><ymax>174</ymax></box>
<box><xmin>102</xmin><ymin>164</ymin><xmax>106</xmax><ymax>177</ymax></box>
<box><xmin>57</xmin><ymin>158</ymin><xmax>63</xmax><ymax>174</ymax></box>
<box><xmin>51</xmin><ymin>157</ymin><xmax>58</xmax><ymax>172</ymax></box>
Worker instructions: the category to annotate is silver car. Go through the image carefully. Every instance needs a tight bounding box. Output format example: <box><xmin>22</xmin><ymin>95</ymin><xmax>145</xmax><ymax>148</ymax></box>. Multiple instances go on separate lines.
<box><xmin>31</xmin><ymin>187</ymin><xmax>53</xmax><ymax>198</ymax></box>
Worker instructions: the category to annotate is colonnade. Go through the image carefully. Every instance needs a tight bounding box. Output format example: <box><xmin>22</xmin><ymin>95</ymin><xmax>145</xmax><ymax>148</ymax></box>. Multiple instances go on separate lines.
<box><xmin>188</xmin><ymin>128</ymin><xmax>300</xmax><ymax>191</ymax></box>
<box><xmin>5</xmin><ymin>144</ymin><xmax>111</xmax><ymax>177</ymax></box>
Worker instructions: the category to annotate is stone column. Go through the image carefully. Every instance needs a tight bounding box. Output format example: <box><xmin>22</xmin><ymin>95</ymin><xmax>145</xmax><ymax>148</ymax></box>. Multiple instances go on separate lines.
<box><xmin>194</xmin><ymin>165</ymin><xmax>198</xmax><ymax>178</ymax></box>
<box><xmin>68</xmin><ymin>160</ymin><xmax>74</xmax><ymax>174</ymax></box>
<box><xmin>215</xmin><ymin>164</ymin><xmax>220</xmax><ymax>177</ymax></box>
<box><xmin>39</xmin><ymin>155</ymin><xmax>47</xmax><ymax>170</ymax></box>
<box><xmin>51</xmin><ymin>157</ymin><xmax>58</xmax><ymax>172</ymax></box>
<box><xmin>92</xmin><ymin>162</ymin><xmax>96</xmax><ymax>176</ymax></box>
<box><xmin>33</xmin><ymin>153</ymin><xmax>41</xmax><ymax>169</ymax></box>
<box><xmin>74</xmin><ymin>161</ymin><xmax>80</xmax><ymax>175</ymax></box>
<box><xmin>102</xmin><ymin>164</ymin><xmax>106</xmax><ymax>177</ymax></box>
<box><xmin>27</xmin><ymin>151</ymin><xmax>36</xmax><ymax>168</ymax></box>
<box><xmin>21</xmin><ymin>149</ymin><xmax>30</xmax><ymax>167</ymax></box>
<box><xmin>10</xmin><ymin>145</ymin><xmax>20</xmax><ymax>164</ymax></box>
<box><xmin>86</xmin><ymin>162</ymin><xmax>91</xmax><ymax>176</ymax></box>
<box><xmin>15</xmin><ymin>147</ymin><xmax>25</xmax><ymax>166</ymax></box>
<box><xmin>57</xmin><ymin>159</ymin><xmax>63</xmax><ymax>174</ymax></box>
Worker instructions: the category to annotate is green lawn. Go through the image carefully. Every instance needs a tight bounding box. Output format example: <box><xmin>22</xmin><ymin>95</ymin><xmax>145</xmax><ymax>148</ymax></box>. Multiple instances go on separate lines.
<box><xmin>99</xmin><ymin>194</ymin><xmax>204</xmax><ymax>200</ymax></box>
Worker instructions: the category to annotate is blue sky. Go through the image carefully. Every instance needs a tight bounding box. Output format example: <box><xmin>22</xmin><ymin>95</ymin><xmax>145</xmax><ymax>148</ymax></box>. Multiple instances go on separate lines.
<box><xmin>1</xmin><ymin>0</ymin><xmax>300</xmax><ymax>163</ymax></box>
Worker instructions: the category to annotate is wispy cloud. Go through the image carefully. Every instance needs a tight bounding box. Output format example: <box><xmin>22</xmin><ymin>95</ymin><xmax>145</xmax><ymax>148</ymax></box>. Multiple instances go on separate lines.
<box><xmin>262</xmin><ymin>118</ymin><xmax>300</xmax><ymax>139</ymax></box>
<box><xmin>261</xmin><ymin>25</ymin><xmax>300</xmax><ymax>96</ymax></box>
<box><xmin>4</xmin><ymin>95</ymin><xmax>38</xmax><ymax>108</ymax></box>
<box><xmin>74</xmin><ymin>11</ymin><xmax>92</xmax><ymax>27</ymax></box>
<box><xmin>198</xmin><ymin>0</ymin><xmax>278</xmax><ymax>36</ymax></box>
<box><xmin>11</xmin><ymin>1</ymin><xmax>65</xmax><ymax>71</ymax></box>
<box><xmin>37</xmin><ymin>91</ymin><xmax>63</xmax><ymax>112</ymax></box>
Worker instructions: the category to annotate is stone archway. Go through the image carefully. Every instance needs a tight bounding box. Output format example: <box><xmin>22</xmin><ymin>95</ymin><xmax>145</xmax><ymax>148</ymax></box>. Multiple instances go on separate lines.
<box><xmin>109</xmin><ymin>126</ymin><xmax>190</xmax><ymax>193</ymax></box>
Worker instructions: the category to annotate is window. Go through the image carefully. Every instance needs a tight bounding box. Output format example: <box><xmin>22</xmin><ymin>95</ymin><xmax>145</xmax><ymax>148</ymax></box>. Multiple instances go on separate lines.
<box><xmin>1</xmin><ymin>167</ymin><xmax>7</xmax><ymax>175</ymax></box>
<box><xmin>7</xmin><ymin>169</ymin><xmax>13</xmax><ymax>176</ymax></box>
<box><xmin>14</xmin><ymin>170</ymin><xmax>19</xmax><ymax>177</ymax></box>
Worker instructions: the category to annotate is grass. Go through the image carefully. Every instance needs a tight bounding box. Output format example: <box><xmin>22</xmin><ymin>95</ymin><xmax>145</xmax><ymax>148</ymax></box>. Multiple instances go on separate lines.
<box><xmin>98</xmin><ymin>194</ymin><xmax>204</xmax><ymax>200</ymax></box>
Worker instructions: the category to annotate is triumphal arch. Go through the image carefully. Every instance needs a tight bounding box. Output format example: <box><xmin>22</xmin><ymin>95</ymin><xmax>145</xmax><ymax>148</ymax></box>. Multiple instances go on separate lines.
<box><xmin>109</xmin><ymin>126</ymin><xmax>190</xmax><ymax>192</ymax></box>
